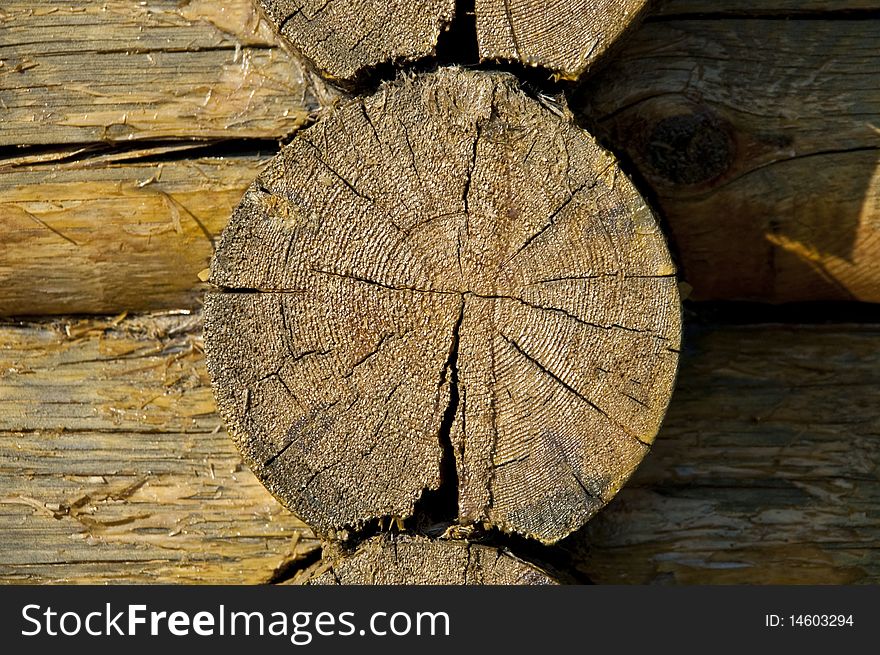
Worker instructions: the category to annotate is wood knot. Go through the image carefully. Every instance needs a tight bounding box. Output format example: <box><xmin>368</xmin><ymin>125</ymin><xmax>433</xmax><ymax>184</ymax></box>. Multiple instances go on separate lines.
<box><xmin>646</xmin><ymin>109</ymin><xmax>734</xmax><ymax>186</ymax></box>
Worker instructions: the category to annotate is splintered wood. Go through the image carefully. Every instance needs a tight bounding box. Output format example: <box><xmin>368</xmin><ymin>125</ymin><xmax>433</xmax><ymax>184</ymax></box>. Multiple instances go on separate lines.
<box><xmin>305</xmin><ymin>535</ymin><xmax>556</xmax><ymax>584</ymax></box>
<box><xmin>204</xmin><ymin>68</ymin><xmax>681</xmax><ymax>545</ymax></box>
<box><xmin>256</xmin><ymin>0</ymin><xmax>648</xmax><ymax>82</ymax></box>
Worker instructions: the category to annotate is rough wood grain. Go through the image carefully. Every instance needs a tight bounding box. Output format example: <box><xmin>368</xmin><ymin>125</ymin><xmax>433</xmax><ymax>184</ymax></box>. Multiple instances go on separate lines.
<box><xmin>0</xmin><ymin>313</ymin><xmax>317</xmax><ymax>584</ymax></box>
<box><xmin>4</xmin><ymin>316</ymin><xmax>876</xmax><ymax>584</ymax></box>
<box><xmin>0</xmin><ymin>0</ymin><xmax>333</xmax><ymax>317</ymax></box>
<box><xmin>204</xmin><ymin>68</ymin><xmax>681</xmax><ymax>545</ymax></box>
<box><xmin>0</xmin><ymin>149</ymin><xmax>272</xmax><ymax>316</ymax></box>
<box><xmin>577</xmin><ymin>323</ymin><xmax>880</xmax><ymax>584</ymax></box>
<box><xmin>475</xmin><ymin>0</ymin><xmax>650</xmax><ymax>79</ymax></box>
<box><xmin>257</xmin><ymin>0</ymin><xmax>649</xmax><ymax>83</ymax></box>
<box><xmin>256</xmin><ymin>0</ymin><xmax>455</xmax><ymax>83</ymax></box>
<box><xmin>659</xmin><ymin>0</ymin><xmax>880</xmax><ymax>14</ymax></box>
<box><xmin>304</xmin><ymin>535</ymin><xmax>556</xmax><ymax>584</ymax></box>
<box><xmin>6</xmin><ymin>2</ymin><xmax>880</xmax><ymax>314</ymax></box>
<box><xmin>576</xmin><ymin>18</ymin><xmax>880</xmax><ymax>302</ymax></box>
<box><xmin>0</xmin><ymin>0</ymin><xmax>325</xmax><ymax>146</ymax></box>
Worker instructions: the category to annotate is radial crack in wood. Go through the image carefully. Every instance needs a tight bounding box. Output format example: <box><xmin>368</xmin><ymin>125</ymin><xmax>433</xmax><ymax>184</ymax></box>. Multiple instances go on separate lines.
<box><xmin>204</xmin><ymin>68</ymin><xmax>681</xmax><ymax>544</ymax></box>
<box><xmin>475</xmin><ymin>0</ymin><xmax>651</xmax><ymax>80</ymax></box>
<box><xmin>256</xmin><ymin>0</ymin><xmax>456</xmax><ymax>83</ymax></box>
<box><xmin>304</xmin><ymin>535</ymin><xmax>557</xmax><ymax>584</ymax></box>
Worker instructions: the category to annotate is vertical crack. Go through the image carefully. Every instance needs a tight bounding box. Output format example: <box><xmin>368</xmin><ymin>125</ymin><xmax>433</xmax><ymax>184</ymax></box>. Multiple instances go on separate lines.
<box><xmin>436</xmin><ymin>0</ymin><xmax>479</xmax><ymax>66</ymax></box>
<box><xmin>435</xmin><ymin>297</ymin><xmax>464</xmax><ymax>522</ymax></box>
<box><xmin>411</xmin><ymin>297</ymin><xmax>464</xmax><ymax>531</ymax></box>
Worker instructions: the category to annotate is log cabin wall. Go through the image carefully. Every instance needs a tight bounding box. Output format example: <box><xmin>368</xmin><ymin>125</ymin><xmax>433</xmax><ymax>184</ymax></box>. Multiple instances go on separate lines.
<box><xmin>1</xmin><ymin>0</ymin><xmax>878</xmax><ymax>583</ymax></box>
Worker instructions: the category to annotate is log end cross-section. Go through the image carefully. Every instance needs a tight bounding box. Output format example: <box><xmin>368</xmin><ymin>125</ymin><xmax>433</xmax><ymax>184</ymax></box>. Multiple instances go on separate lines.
<box><xmin>306</xmin><ymin>535</ymin><xmax>558</xmax><ymax>585</ymax></box>
<box><xmin>475</xmin><ymin>0</ymin><xmax>652</xmax><ymax>80</ymax></box>
<box><xmin>203</xmin><ymin>68</ymin><xmax>681</xmax><ymax>545</ymax></box>
<box><xmin>256</xmin><ymin>1</ymin><xmax>650</xmax><ymax>83</ymax></box>
<box><xmin>256</xmin><ymin>0</ymin><xmax>457</xmax><ymax>82</ymax></box>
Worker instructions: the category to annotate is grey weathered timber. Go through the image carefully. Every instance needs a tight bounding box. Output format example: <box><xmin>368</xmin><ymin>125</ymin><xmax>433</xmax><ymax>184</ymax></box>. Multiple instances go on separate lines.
<box><xmin>255</xmin><ymin>0</ymin><xmax>456</xmax><ymax>81</ymax></box>
<box><xmin>204</xmin><ymin>68</ymin><xmax>681</xmax><ymax>545</ymax></box>
<box><xmin>475</xmin><ymin>0</ymin><xmax>651</xmax><ymax>79</ymax></box>
<box><xmin>256</xmin><ymin>0</ymin><xmax>649</xmax><ymax>82</ymax></box>
<box><xmin>304</xmin><ymin>535</ymin><xmax>557</xmax><ymax>584</ymax></box>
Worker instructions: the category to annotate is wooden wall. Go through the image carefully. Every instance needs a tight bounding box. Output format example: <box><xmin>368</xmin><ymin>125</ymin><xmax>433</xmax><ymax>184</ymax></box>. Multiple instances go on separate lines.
<box><xmin>1</xmin><ymin>0</ymin><xmax>878</xmax><ymax>583</ymax></box>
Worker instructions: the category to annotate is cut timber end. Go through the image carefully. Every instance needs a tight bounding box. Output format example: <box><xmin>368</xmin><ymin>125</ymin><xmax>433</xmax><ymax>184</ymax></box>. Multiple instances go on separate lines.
<box><xmin>475</xmin><ymin>0</ymin><xmax>651</xmax><ymax>79</ymax></box>
<box><xmin>305</xmin><ymin>535</ymin><xmax>557</xmax><ymax>585</ymax></box>
<box><xmin>256</xmin><ymin>0</ymin><xmax>456</xmax><ymax>82</ymax></box>
<box><xmin>256</xmin><ymin>1</ymin><xmax>649</xmax><ymax>84</ymax></box>
<box><xmin>203</xmin><ymin>68</ymin><xmax>681</xmax><ymax>544</ymax></box>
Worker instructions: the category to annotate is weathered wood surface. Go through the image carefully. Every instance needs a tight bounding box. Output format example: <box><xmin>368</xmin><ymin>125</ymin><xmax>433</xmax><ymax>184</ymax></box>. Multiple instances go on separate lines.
<box><xmin>0</xmin><ymin>151</ymin><xmax>268</xmax><ymax>315</ymax></box>
<box><xmin>2</xmin><ymin>314</ymin><xmax>877</xmax><ymax>583</ymax></box>
<box><xmin>257</xmin><ymin>0</ymin><xmax>455</xmax><ymax>83</ymax></box>
<box><xmin>659</xmin><ymin>0</ymin><xmax>880</xmax><ymax>13</ymax></box>
<box><xmin>257</xmin><ymin>0</ymin><xmax>647</xmax><ymax>83</ymax></box>
<box><xmin>4</xmin><ymin>1</ymin><xmax>880</xmax><ymax>315</ymax></box>
<box><xmin>0</xmin><ymin>314</ymin><xmax>317</xmax><ymax>584</ymax></box>
<box><xmin>475</xmin><ymin>0</ymin><xmax>650</xmax><ymax>79</ymax></box>
<box><xmin>578</xmin><ymin>323</ymin><xmax>880</xmax><ymax>584</ymax></box>
<box><xmin>303</xmin><ymin>535</ymin><xmax>557</xmax><ymax>585</ymax></box>
<box><xmin>204</xmin><ymin>68</ymin><xmax>681</xmax><ymax>544</ymax></box>
<box><xmin>0</xmin><ymin>0</ymin><xmax>326</xmax><ymax>145</ymax></box>
<box><xmin>577</xmin><ymin>17</ymin><xmax>880</xmax><ymax>302</ymax></box>
<box><xmin>0</xmin><ymin>0</ymin><xmax>332</xmax><ymax>316</ymax></box>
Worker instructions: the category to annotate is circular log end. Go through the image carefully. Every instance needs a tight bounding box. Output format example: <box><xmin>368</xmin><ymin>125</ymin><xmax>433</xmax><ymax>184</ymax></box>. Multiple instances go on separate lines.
<box><xmin>257</xmin><ymin>1</ymin><xmax>649</xmax><ymax>84</ymax></box>
<box><xmin>475</xmin><ymin>0</ymin><xmax>651</xmax><ymax>80</ymax></box>
<box><xmin>257</xmin><ymin>0</ymin><xmax>456</xmax><ymax>83</ymax></box>
<box><xmin>204</xmin><ymin>67</ymin><xmax>681</xmax><ymax>544</ymax></box>
<box><xmin>305</xmin><ymin>535</ymin><xmax>557</xmax><ymax>585</ymax></box>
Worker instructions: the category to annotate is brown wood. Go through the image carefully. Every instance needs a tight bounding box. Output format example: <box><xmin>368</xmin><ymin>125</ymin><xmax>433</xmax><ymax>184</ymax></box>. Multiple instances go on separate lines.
<box><xmin>0</xmin><ymin>313</ymin><xmax>317</xmax><ymax>584</ymax></box>
<box><xmin>578</xmin><ymin>323</ymin><xmax>880</xmax><ymax>584</ymax></box>
<box><xmin>0</xmin><ymin>0</ymin><xmax>333</xmax><ymax>317</ymax></box>
<box><xmin>575</xmin><ymin>17</ymin><xmax>880</xmax><ymax>302</ymax></box>
<box><xmin>0</xmin><ymin>0</ymin><xmax>330</xmax><ymax>146</ymax></box>
<box><xmin>257</xmin><ymin>0</ymin><xmax>648</xmax><ymax>83</ymax></box>
<box><xmin>0</xmin><ymin>149</ymin><xmax>268</xmax><ymax>316</ymax></box>
<box><xmin>4</xmin><ymin>2</ymin><xmax>880</xmax><ymax>315</ymax></box>
<box><xmin>3</xmin><ymin>314</ymin><xmax>877</xmax><ymax>584</ymax></box>
<box><xmin>204</xmin><ymin>68</ymin><xmax>681</xmax><ymax>545</ymax></box>
<box><xmin>659</xmin><ymin>0</ymin><xmax>880</xmax><ymax>13</ymax></box>
<box><xmin>303</xmin><ymin>535</ymin><xmax>556</xmax><ymax>584</ymax></box>
<box><xmin>256</xmin><ymin>0</ymin><xmax>455</xmax><ymax>82</ymax></box>
<box><xmin>475</xmin><ymin>0</ymin><xmax>650</xmax><ymax>80</ymax></box>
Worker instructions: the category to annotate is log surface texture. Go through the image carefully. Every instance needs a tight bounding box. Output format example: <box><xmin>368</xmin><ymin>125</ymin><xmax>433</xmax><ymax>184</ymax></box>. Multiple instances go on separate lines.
<box><xmin>304</xmin><ymin>535</ymin><xmax>557</xmax><ymax>585</ymax></box>
<box><xmin>578</xmin><ymin>5</ymin><xmax>880</xmax><ymax>302</ymax></box>
<box><xmin>3</xmin><ymin>0</ymin><xmax>880</xmax><ymax>314</ymax></box>
<box><xmin>2</xmin><ymin>0</ymin><xmax>879</xmax><ymax>585</ymax></box>
<box><xmin>204</xmin><ymin>68</ymin><xmax>680</xmax><ymax>545</ymax></box>
<box><xmin>256</xmin><ymin>0</ymin><xmax>649</xmax><ymax>82</ymax></box>
<box><xmin>0</xmin><ymin>0</ymin><xmax>334</xmax><ymax>316</ymax></box>
<box><xmin>2</xmin><ymin>314</ymin><xmax>878</xmax><ymax>583</ymax></box>
<box><xmin>0</xmin><ymin>314</ymin><xmax>318</xmax><ymax>584</ymax></box>
<box><xmin>256</xmin><ymin>0</ymin><xmax>455</xmax><ymax>82</ymax></box>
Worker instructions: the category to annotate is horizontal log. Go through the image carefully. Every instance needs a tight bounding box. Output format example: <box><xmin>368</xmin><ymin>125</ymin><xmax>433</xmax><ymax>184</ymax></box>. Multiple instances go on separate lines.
<box><xmin>576</xmin><ymin>17</ymin><xmax>880</xmax><ymax>302</ymax></box>
<box><xmin>4</xmin><ymin>2</ymin><xmax>880</xmax><ymax>314</ymax></box>
<box><xmin>579</xmin><ymin>323</ymin><xmax>880</xmax><ymax>584</ymax></box>
<box><xmin>0</xmin><ymin>313</ymin><xmax>317</xmax><ymax>584</ymax></box>
<box><xmin>0</xmin><ymin>149</ymin><xmax>269</xmax><ymax>315</ymax></box>
<box><xmin>0</xmin><ymin>0</ymin><xmax>324</xmax><ymax>145</ymax></box>
<box><xmin>2</xmin><ymin>313</ymin><xmax>876</xmax><ymax>583</ymax></box>
<box><xmin>659</xmin><ymin>1</ymin><xmax>880</xmax><ymax>14</ymax></box>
